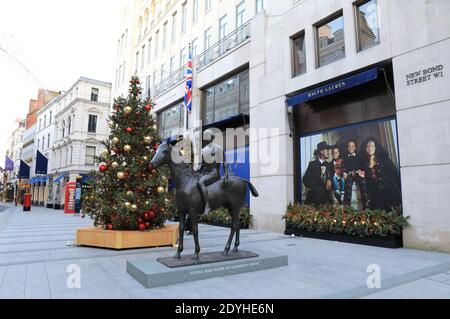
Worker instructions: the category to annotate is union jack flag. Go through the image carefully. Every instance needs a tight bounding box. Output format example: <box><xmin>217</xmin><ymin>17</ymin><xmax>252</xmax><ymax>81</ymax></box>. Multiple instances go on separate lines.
<box><xmin>184</xmin><ymin>49</ymin><xmax>193</xmax><ymax>112</ymax></box>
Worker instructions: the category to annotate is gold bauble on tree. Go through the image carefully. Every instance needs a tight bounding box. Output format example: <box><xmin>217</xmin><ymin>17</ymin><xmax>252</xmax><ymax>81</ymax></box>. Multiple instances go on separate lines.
<box><xmin>130</xmin><ymin>204</ymin><xmax>138</xmax><ymax>212</ymax></box>
<box><xmin>124</xmin><ymin>202</ymin><xmax>131</xmax><ymax>209</ymax></box>
<box><xmin>126</xmin><ymin>190</ymin><xmax>134</xmax><ymax>197</ymax></box>
<box><xmin>117</xmin><ymin>172</ymin><xmax>125</xmax><ymax>180</ymax></box>
<box><xmin>101</xmin><ymin>149</ymin><xmax>109</xmax><ymax>156</ymax></box>
<box><xmin>109</xmin><ymin>120</ymin><xmax>115</xmax><ymax>128</ymax></box>
<box><xmin>142</xmin><ymin>156</ymin><xmax>148</xmax><ymax>161</ymax></box>
<box><xmin>112</xmin><ymin>137</ymin><xmax>120</xmax><ymax>145</ymax></box>
<box><xmin>124</xmin><ymin>145</ymin><xmax>132</xmax><ymax>152</ymax></box>
<box><xmin>157</xmin><ymin>186</ymin><xmax>166</xmax><ymax>194</ymax></box>
<box><xmin>124</xmin><ymin>106</ymin><xmax>132</xmax><ymax>114</ymax></box>
<box><xmin>111</xmin><ymin>162</ymin><xmax>119</xmax><ymax>169</ymax></box>
<box><xmin>144</xmin><ymin>136</ymin><xmax>152</xmax><ymax>144</ymax></box>
<box><xmin>122</xmin><ymin>162</ymin><xmax>127</xmax><ymax>167</ymax></box>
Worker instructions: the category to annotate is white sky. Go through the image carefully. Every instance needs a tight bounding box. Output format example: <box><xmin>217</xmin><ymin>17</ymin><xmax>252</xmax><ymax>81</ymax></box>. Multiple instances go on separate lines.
<box><xmin>0</xmin><ymin>0</ymin><xmax>127</xmax><ymax>164</ymax></box>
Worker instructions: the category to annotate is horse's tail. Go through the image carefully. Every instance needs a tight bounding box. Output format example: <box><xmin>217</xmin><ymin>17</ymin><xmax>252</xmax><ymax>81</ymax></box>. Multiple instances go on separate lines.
<box><xmin>243</xmin><ymin>179</ymin><xmax>259</xmax><ymax>198</ymax></box>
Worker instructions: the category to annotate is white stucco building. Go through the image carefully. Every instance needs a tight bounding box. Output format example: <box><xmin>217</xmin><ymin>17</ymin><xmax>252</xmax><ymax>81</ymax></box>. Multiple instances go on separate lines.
<box><xmin>114</xmin><ymin>0</ymin><xmax>450</xmax><ymax>253</ymax></box>
<box><xmin>33</xmin><ymin>97</ymin><xmax>60</xmax><ymax>206</ymax></box>
<box><xmin>21</xmin><ymin>124</ymin><xmax>37</xmax><ymax>179</ymax></box>
<box><xmin>51</xmin><ymin>77</ymin><xmax>112</xmax><ymax>209</ymax></box>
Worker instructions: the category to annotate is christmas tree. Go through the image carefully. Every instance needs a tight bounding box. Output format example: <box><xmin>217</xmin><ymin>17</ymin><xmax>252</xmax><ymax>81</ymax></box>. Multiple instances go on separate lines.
<box><xmin>82</xmin><ymin>76</ymin><xmax>174</xmax><ymax>231</ymax></box>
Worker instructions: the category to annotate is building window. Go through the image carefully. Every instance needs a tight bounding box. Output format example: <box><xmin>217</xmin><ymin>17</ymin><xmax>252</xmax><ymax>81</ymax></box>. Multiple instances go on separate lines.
<box><xmin>122</xmin><ymin>61</ymin><xmax>126</xmax><ymax>83</ymax></box>
<box><xmin>68</xmin><ymin>116</ymin><xmax>72</xmax><ymax>135</ymax></box>
<box><xmin>148</xmin><ymin>38</ymin><xmax>152</xmax><ymax>64</ymax></box>
<box><xmin>85</xmin><ymin>146</ymin><xmax>96</xmax><ymax>165</ymax></box>
<box><xmin>47</xmin><ymin>134</ymin><xmax>50</xmax><ymax>148</ymax></box>
<box><xmin>141</xmin><ymin>45</ymin><xmax>146</xmax><ymax>70</ymax></box>
<box><xmin>256</xmin><ymin>0</ymin><xmax>264</xmax><ymax>13</ymax></box>
<box><xmin>193</xmin><ymin>0</ymin><xmax>198</xmax><ymax>22</ymax></box>
<box><xmin>171</xmin><ymin>11</ymin><xmax>177</xmax><ymax>42</ymax></box>
<box><xmin>155</xmin><ymin>30</ymin><xmax>160</xmax><ymax>57</ymax></box>
<box><xmin>355</xmin><ymin>0</ymin><xmax>380</xmax><ymax>51</ymax></box>
<box><xmin>162</xmin><ymin>21</ymin><xmax>168</xmax><ymax>49</ymax></box>
<box><xmin>205</xmin><ymin>0</ymin><xmax>212</xmax><ymax>13</ymax></box>
<box><xmin>316</xmin><ymin>13</ymin><xmax>345</xmax><ymax>67</ymax></box>
<box><xmin>236</xmin><ymin>1</ymin><xmax>246</xmax><ymax>28</ymax></box>
<box><xmin>203</xmin><ymin>70</ymin><xmax>249</xmax><ymax>125</ymax></box>
<box><xmin>44</xmin><ymin>115</ymin><xmax>47</xmax><ymax>127</ymax></box>
<box><xmin>170</xmin><ymin>55</ymin><xmax>176</xmax><ymax>74</ymax></box>
<box><xmin>192</xmin><ymin>38</ymin><xmax>199</xmax><ymax>57</ymax></box>
<box><xmin>49</xmin><ymin>111</ymin><xmax>52</xmax><ymax>124</ymax></box>
<box><xmin>37</xmin><ymin>139</ymin><xmax>40</xmax><ymax>150</ymax></box>
<box><xmin>158</xmin><ymin>102</ymin><xmax>185</xmax><ymax>139</ymax></box>
<box><xmin>91</xmin><ymin>88</ymin><xmax>99</xmax><ymax>102</ymax></box>
<box><xmin>39</xmin><ymin>119</ymin><xmax>42</xmax><ymax>130</ymax></box>
<box><xmin>180</xmin><ymin>47</ymin><xmax>187</xmax><ymax>68</ymax></box>
<box><xmin>62</xmin><ymin>120</ymin><xmax>65</xmax><ymax>138</ymax></box>
<box><xmin>65</xmin><ymin>147</ymin><xmax>69</xmax><ymax>166</ymax></box>
<box><xmin>219</xmin><ymin>15</ymin><xmax>228</xmax><ymax>41</ymax></box>
<box><xmin>181</xmin><ymin>2</ymin><xmax>187</xmax><ymax>33</ymax></box>
<box><xmin>88</xmin><ymin>115</ymin><xmax>97</xmax><ymax>133</ymax></box>
<box><xmin>204</xmin><ymin>27</ymin><xmax>212</xmax><ymax>50</ymax></box>
<box><xmin>292</xmin><ymin>31</ymin><xmax>306</xmax><ymax>77</ymax></box>
<box><xmin>135</xmin><ymin>51</ymin><xmax>139</xmax><ymax>73</ymax></box>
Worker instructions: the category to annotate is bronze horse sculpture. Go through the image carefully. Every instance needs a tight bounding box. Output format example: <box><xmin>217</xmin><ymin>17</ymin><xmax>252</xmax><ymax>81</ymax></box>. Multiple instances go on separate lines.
<box><xmin>150</xmin><ymin>140</ymin><xmax>259</xmax><ymax>260</ymax></box>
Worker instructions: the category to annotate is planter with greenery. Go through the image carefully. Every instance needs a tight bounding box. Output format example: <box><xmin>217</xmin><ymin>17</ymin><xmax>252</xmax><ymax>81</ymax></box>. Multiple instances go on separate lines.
<box><xmin>199</xmin><ymin>207</ymin><xmax>251</xmax><ymax>229</ymax></box>
<box><xmin>283</xmin><ymin>203</ymin><xmax>409</xmax><ymax>248</ymax></box>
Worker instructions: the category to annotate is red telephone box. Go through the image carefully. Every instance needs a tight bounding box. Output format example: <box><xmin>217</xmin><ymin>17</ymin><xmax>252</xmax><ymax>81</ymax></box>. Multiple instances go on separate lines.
<box><xmin>64</xmin><ymin>182</ymin><xmax>76</xmax><ymax>214</ymax></box>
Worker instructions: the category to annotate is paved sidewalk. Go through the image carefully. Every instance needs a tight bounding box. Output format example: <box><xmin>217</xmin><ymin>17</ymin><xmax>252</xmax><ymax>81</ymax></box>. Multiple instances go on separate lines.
<box><xmin>0</xmin><ymin>203</ymin><xmax>450</xmax><ymax>299</ymax></box>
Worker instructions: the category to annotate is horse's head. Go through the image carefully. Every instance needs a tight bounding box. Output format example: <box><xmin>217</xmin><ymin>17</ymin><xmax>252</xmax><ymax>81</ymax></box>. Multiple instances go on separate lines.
<box><xmin>150</xmin><ymin>140</ymin><xmax>173</xmax><ymax>168</ymax></box>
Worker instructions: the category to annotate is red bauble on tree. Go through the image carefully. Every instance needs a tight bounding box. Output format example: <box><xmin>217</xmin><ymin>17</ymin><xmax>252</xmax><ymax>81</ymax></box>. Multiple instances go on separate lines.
<box><xmin>148</xmin><ymin>210</ymin><xmax>156</xmax><ymax>219</ymax></box>
<box><xmin>144</xmin><ymin>104</ymin><xmax>152</xmax><ymax>111</ymax></box>
<box><xmin>99</xmin><ymin>164</ymin><xmax>108</xmax><ymax>172</ymax></box>
<box><xmin>126</xmin><ymin>127</ymin><xmax>133</xmax><ymax>134</ymax></box>
<box><xmin>138</xmin><ymin>223</ymin><xmax>146</xmax><ymax>231</ymax></box>
<box><xmin>153</xmin><ymin>143</ymin><xmax>159</xmax><ymax>151</ymax></box>
<box><xmin>107</xmin><ymin>224</ymin><xmax>113</xmax><ymax>230</ymax></box>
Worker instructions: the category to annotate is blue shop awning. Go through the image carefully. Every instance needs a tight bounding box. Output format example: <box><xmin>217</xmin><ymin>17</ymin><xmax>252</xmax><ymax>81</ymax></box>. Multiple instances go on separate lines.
<box><xmin>286</xmin><ymin>68</ymin><xmax>378</xmax><ymax>107</ymax></box>
<box><xmin>18</xmin><ymin>160</ymin><xmax>30</xmax><ymax>179</ymax></box>
<box><xmin>35</xmin><ymin>150</ymin><xmax>48</xmax><ymax>175</ymax></box>
<box><xmin>54</xmin><ymin>174</ymin><xmax>67</xmax><ymax>184</ymax></box>
<box><xmin>40</xmin><ymin>176</ymin><xmax>50</xmax><ymax>183</ymax></box>
<box><xmin>202</xmin><ymin>113</ymin><xmax>249</xmax><ymax>130</ymax></box>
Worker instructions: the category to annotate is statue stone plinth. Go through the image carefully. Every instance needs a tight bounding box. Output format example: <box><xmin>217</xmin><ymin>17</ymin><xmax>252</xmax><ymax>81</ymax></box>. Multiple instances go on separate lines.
<box><xmin>127</xmin><ymin>248</ymin><xmax>288</xmax><ymax>289</ymax></box>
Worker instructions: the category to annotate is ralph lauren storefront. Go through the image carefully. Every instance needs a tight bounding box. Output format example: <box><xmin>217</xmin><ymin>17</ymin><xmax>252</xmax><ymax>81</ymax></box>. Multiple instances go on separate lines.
<box><xmin>285</xmin><ymin>61</ymin><xmax>405</xmax><ymax>247</ymax></box>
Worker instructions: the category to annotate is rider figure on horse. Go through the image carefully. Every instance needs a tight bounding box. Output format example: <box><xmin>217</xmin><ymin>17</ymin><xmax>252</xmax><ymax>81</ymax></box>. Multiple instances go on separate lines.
<box><xmin>197</xmin><ymin>128</ymin><xmax>228</xmax><ymax>215</ymax></box>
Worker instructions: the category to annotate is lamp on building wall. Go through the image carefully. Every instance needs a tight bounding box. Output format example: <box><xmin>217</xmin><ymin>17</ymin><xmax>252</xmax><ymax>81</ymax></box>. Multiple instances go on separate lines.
<box><xmin>285</xmin><ymin>102</ymin><xmax>295</xmax><ymax>138</ymax></box>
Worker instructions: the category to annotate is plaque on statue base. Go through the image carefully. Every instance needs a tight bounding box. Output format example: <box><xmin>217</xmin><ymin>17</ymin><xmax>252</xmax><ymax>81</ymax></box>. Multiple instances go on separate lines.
<box><xmin>126</xmin><ymin>248</ymin><xmax>288</xmax><ymax>288</ymax></box>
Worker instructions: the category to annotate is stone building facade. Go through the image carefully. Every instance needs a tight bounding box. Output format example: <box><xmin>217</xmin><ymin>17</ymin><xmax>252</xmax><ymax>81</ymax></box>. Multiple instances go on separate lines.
<box><xmin>114</xmin><ymin>0</ymin><xmax>450</xmax><ymax>252</ymax></box>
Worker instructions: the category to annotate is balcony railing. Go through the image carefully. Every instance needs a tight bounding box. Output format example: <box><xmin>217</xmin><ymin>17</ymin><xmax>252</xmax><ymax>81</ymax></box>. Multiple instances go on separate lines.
<box><xmin>197</xmin><ymin>21</ymin><xmax>251</xmax><ymax>71</ymax></box>
<box><xmin>150</xmin><ymin>65</ymin><xmax>187</xmax><ymax>98</ymax></box>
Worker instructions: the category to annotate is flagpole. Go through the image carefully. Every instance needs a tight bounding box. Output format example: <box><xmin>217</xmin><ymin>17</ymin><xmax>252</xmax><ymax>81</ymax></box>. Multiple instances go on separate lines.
<box><xmin>186</xmin><ymin>42</ymin><xmax>191</xmax><ymax>130</ymax></box>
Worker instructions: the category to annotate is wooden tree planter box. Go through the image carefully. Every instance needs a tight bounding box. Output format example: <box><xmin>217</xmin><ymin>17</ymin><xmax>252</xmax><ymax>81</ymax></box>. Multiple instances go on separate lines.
<box><xmin>76</xmin><ymin>224</ymin><xmax>179</xmax><ymax>250</ymax></box>
<box><xmin>285</xmin><ymin>228</ymin><xmax>403</xmax><ymax>249</ymax></box>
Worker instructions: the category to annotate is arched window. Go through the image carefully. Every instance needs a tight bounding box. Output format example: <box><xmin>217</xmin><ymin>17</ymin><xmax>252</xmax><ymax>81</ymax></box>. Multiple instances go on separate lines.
<box><xmin>138</xmin><ymin>16</ymin><xmax>143</xmax><ymax>39</ymax></box>
<box><xmin>68</xmin><ymin>116</ymin><xmax>72</xmax><ymax>135</ymax></box>
<box><xmin>62</xmin><ymin>120</ymin><xmax>66</xmax><ymax>138</ymax></box>
<box><xmin>144</xmin><ymin>8</ymin><xmax>149</xmax><ymax>32</ymax></box>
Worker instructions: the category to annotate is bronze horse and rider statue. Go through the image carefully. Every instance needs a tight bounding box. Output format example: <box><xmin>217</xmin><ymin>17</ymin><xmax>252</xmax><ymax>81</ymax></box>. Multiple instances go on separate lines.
<box><xmin>150</xmin><ymin>129</ymin><xmax>259</xmax><ymax>260</ymax></box>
